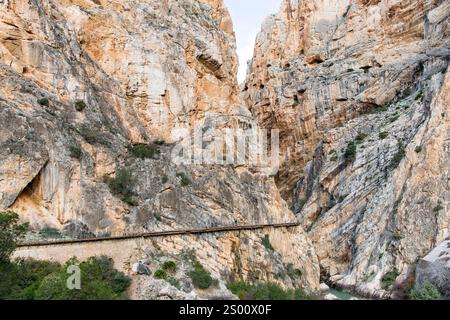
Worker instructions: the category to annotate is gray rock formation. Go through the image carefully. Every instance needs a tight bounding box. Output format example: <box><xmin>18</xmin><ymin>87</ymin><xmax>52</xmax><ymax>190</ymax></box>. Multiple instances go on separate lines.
<box><xmin>2</xmin><ymin>0</ymin><xmax>449</xmax><ymax>300</ymax></box>
<box><xmin>1</xmin><ymin>0</ymin><xmax>320</xmax><ymax>296</ymax></box>
<box><xmin>243</xmin><ymin>0</ymin><xmax>450</xmax><ymax>297</ymax></box>
<box><xmin>415</xmin><ymin>239</ymin><xmax>450</xmax><ymax>297</ymax></box>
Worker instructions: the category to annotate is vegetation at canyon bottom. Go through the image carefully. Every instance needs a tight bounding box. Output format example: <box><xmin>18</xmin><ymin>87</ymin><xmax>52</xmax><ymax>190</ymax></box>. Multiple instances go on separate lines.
<box><xmin>227</xmin><ymin>281</ymin><xmax>317</xmax><ymax>300</ymax></box>
<box><xmin>0</xmin><ymin>211</ymin><xmax>131</xmax><ymax>300</ymax></box>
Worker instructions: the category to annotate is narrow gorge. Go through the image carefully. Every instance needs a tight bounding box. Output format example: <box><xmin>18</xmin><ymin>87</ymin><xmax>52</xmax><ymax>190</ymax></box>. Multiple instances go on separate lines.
<box><xmin>0</xmin><ymin>0</ymin><xmax>448</xmax><ymax>300</ymax></box>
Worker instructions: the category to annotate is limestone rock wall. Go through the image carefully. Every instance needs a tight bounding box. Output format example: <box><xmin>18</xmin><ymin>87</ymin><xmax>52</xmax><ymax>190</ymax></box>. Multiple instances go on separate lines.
<box><xmin>0</xmin><ymin>0</ymin><xmax>321</xmax><ymax>294</ymax></box>
<box><xmin>244</xmin><ymin>0</ymin><xmax>449</xmax><ymax>297</ymax></box>
<box><xmin>0</xmin><ymin>0</ymin><xmax>238</xmax><ymax>229</ymax></box>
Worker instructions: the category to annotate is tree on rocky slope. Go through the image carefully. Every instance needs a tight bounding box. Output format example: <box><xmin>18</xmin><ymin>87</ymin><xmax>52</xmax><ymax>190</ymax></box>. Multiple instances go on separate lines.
<box><xmin>0</xmin><ymin>211</ymin><xmax>28</xmax><ymax>264</ymax></box>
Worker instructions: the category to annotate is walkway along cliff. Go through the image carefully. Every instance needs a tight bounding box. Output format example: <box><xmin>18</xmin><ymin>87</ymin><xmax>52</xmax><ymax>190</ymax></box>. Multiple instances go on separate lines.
<box><xmin>0</xmin><ymin>0</ymin><xmax>449</xmax><ymax>299</ymax></box>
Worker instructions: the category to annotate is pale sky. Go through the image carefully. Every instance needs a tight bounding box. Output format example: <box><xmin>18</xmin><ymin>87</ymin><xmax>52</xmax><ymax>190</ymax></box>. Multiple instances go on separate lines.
<box><xmin>224</xmin><ymin>0</ymin><xmax>282</xmax><ymax>83</ymax></box>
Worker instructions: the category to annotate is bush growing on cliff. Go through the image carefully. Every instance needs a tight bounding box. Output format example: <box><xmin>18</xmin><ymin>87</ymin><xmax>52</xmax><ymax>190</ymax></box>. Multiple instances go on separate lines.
<box><xmin>79</xmin><ymin>124</ymin><xmax>110</xmax><ymax>146</ymax></box>
<box><xmin>344</xmin><ymin>141</ymin><xmax>357</xmax><ymax>162</ymax></box>
<box><xmin>69</xmin><ymin>145</ymin><xmax>83</xmax><ymax>159</ymax></box>
<box><xmin>162</xmin><ymin>260</ymin><xmax>177</xmax><ymax>273</ymax></box>
<box><xmin>176</xmin><ymin>172</ymin><xmax>191</xmax><ymax>186</ymax></box>
<box><xmin>189</xmin><ymin>260</ymin><xmax>218</xmax><ymax>289</ymax></box>
<box><xmin>74</xmin><ymin>100</ymin><xmax>87</xmax><ymax>112</ymax></box>
<box><xmin>433</xmin><ymin>201</ymin><xmax>444</xmax><ymax>213</ymax></box>
<box><xmin>106</xmin><ymin>169</ymin><xmax>138</xmax><ymax>206</ymax></box>
<box><xmin>128</xmin><ymin>143</ymin><xmax>160</xmax><ymax>159</ymax></box>
<box><xmin>154</xmin><ymin>269</ymin><xmax>168</xmax><ymax>280</ymax></box>
<box><xmin>261</xmin><ymin>235</ymin><xmax>273</xmax><ymax>251</ymax></box>
<box><xmin>381</xmin><ymin>270</ymin><xmax>399</xmax><ymax>290</ymax></box>
<box><xmin>39</xmin><ymin>227</ymin><xmax>62</xmax><ymax>239</ymax></box>
<box><xmin>355</xmin><ymin>132</ymin><xmax>368</xmax><ymax>144</ymax></box>
<box><xmin>37</xmin><ymin>97</ymin><xmax>49</xmax><ymax>107</ymax></box>
<box><xmin>389</xmin><ymin>142</ymin><xmax>406</xmax><ymax>169</ymax></box>
<box><xmin>168</xmin><ymin>276</ymin><xmax>181</xmax><ymax>289</ymax></box>
<box><xmin>409</xmin><ymin>282</ymin><xmax>441</xmax><ymax>300</ymax></box>
<box><xmin>227</xmin><ymin>281</ymin><xmax>315</xmax><ymax>300</ymax></box>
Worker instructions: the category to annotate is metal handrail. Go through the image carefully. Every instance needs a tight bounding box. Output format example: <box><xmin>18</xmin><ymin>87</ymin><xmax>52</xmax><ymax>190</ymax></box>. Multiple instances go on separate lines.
<box><xmin>17</xmin><ymin>222</ymin><xmax>300</xmax><ymax>248</ymax></box>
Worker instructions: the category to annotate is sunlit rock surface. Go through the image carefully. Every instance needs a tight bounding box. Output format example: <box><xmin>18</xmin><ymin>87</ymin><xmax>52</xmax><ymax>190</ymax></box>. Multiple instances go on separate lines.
<box><xmin>1</xmin><ymin>0</ymin><xmax>320</xmax><ymax>296</ymax></box>
<box><xmin>243</xmin><ymin>0</ymin><xmax>449</xmax><ymax>297</ymax></box>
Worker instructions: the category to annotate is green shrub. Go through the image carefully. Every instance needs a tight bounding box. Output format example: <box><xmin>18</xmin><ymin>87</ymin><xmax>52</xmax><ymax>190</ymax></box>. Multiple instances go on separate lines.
<box><xmin>154</xmin><ymin>269</ymin><xmax>167</xmax><ymax>280</ymax></box>
<box><xmin>355</xmin><ymin>132</ymin><xmax>368</xmax><ymax>144</ymax></box>
<box><xmin>69</xmin><ymin>145</ymin><xmax>83</xmax><ymax>159</ymax></box>
<box><xmin>161</xmin><ymin>175</ymin><xmax>169</xmax><ymax>184</ymax></box>
<box><xmin>379</xmin><ymin>131</ymin><xmax>389</xmax><ymax>139</ymax></box>
<box><xmin>79</xmin><ymin>124</ymin><xmax>107</xmax><ymax>145</ymax></box>
<box><xmin>168</xmin><ymin>277</ymin><xmax>180</xmax><ymax>289</ymax></box>
<box><xmin>74</xmin><ymin>100</ymin><xmax>87</xmax><ymax>112</ymax></box>
<box><xmin>381</xmin><ymin>270</ymin><xmax>399</xmax><ymax>290</ymax></box>
<box><xmin>433</xmin><ymin>201</ymin><xmax>444</xmax><ymax>212</ymax></box>
<box><xmin>327</xmin><ymin>198</ymin><xmax>336</xmax><ymax>210</ymax></box>
<box><xmin>415</xmin><ymin>90</ymin><xmax>423</xmax><ymax>101</ymax></box>
<box><xmin>189</xmin><ymin>261</ymin><xmax>217</xmax><ymax>289</ymax></box>
<box><xmin>128</xmin><ymin>144</ymin><xmax>159</xmax><ymax>159</ymax></box>
<box><xmin>106</xmin><ymin>169</ymin><xmax>137</xmax><ymax>206</ymax></box>
<box><xmin>37</xmin><ymin>97</ymin><xmax>49</xmax><ymax>107</ymax></box>
<box><xmin>344</xmin><ymin>141</ymin><xmax>357</xmax><ymax>161</ymax></box>
<box><xmin>121</xmin><ymin>195</ymin><xmax>138</xmax><ymax>207</ymax></box>
<box><xmin>39</xmin><ymin>227</ymin><xmax>62</xmax><ymax>239</ymax></box>
<box><xmin>390</xmin><ymin>142</ymin><xmax>406</xmax><ymax>169</ymax></box>
<box><xmin>35</xmin><ymin>256</ymin><xmax>130</xmax><ymax>300</ymax></box>
<box><xmin>374</xmin><ymin>104</ymin><xmax>389</xmax><ymax>113</ymax></box>
<box><xmin>4</xmin><ymin>263</ymin><xmax>64</xmax><ymax>300</ymax></box>
<box><xmin>107</xmin><ymin>169</ymin><xmax>133</xmax><ymax>197</ymax></box>
<box><xmin>162</xmin><ymin>261</ymin><xmax>177</xmax><ymax>273</ymax></box>
<box><xmin>0</xmin><ymin>211</ymin><xmax>28</xmax><ymax>264</ymax></box>
<box><xmin>261</xmin><ymin>235</ymin><xmax>273</xmax><ymax>251</ymax></box>
<box><xmin>227</xmin><ymin>281</ymin><xmax>315</xmax><ymax>300</ymax></box>
<box><xmin>176</xmin><ymin>172</ymin><xmax>191</xmax><ymax>186</ymax></box>
<box><xmin>0</xmin><ymin>256</ymin><xmax>130</xmax><ymax>300</ymax></box>
<box><xmin>409</xmin><ymin>282</ymin><xmax>441</xmax><ymax>300</ymax></box>
<box><xmin>415</xmin><ymin>146</ymin><xmax>422</xmax><ymax>153</ymax></box>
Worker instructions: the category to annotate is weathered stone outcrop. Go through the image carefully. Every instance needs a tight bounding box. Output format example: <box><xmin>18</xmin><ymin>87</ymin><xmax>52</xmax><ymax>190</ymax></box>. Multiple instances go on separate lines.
<box><xmin>1</xmin><ymin>0</ymin><xmax>320</xmax><ymax>296</ymax></box>
<box><xmin>244</xmin><ymin>0</ymin><xmax>449</xmax><ymax>297</ymax></box>
<box><xmin>4</xmin><ymin>0</ymin><xmax>448</xmax><ymax>300</ymax></box>
<box><xmin>415</xmin><ymin>239</ymin><xmax>450</xmax><ymax>297</ymax></box>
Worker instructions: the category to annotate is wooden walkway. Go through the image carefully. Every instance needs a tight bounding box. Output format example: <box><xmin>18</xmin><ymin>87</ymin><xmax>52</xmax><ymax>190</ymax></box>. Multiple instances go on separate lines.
<box><xmin>18</xmin><ymin>222</ymin><xmax>300</xmax><ymax>247</ymax></box>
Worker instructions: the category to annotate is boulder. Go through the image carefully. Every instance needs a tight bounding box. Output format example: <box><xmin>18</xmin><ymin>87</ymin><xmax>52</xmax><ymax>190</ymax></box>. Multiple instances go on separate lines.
<box><xmin>415</xmin><ymin>239</ymin><xmax>450</xmax><ymax>297</ymax></box>
<box><xmin>132</xmin><ymin>262</ymin><xmax>151</xmax><ymax>276</ymax></box>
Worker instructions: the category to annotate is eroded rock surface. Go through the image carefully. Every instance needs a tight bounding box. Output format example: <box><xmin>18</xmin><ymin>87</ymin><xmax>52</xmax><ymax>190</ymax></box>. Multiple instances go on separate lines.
<box><xmin>415</xmin><ymin>239</ymin><xmax>450</xmax><ymax>297</ymax></box>
<box><xmin>1</xmin><ymin>0</ymin><xmax>320</xmax><ymax>295</ymax></box>
<box><xmin>3</xmin><ymin>0</ymin><xmax>449</xmax><ymax>299</ymax></box>
<box><xmin>244</xmin><ymin>0</ymin><xmax>449</xmax><ymax>297</ymax></box>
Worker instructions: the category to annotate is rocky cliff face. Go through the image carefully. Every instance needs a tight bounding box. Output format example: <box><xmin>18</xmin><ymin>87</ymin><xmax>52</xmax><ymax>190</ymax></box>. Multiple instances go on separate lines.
<box><xmin>2</xmin><ymin>0</ymin><xmax>449</xmax><ymax>300</ymax></box>
<box><xmin>0</xmin><ymin>0</ymin><xmax>320</xmax><ymax>295</ymax></box>
<box><xmin>244</xmin><ymin>0</ymin><xmax>449</xmax><ymax>297</ymax></box>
